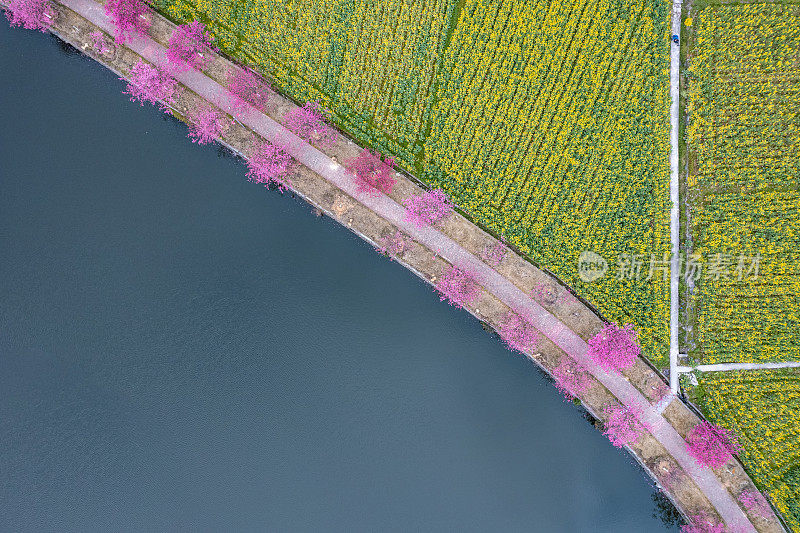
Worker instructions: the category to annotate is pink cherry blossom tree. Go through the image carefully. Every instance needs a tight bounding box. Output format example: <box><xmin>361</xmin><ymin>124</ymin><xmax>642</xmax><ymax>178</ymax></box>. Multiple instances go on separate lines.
<box><xmin>187</xmin><ymin>106</ymin><xmax>224</xmax><ymax>145</ymax></box>
<box><xmin>246</xmin><ymin>141</ymin><xmax>293</xmax><ymax>192</ymax></box>
<box><xmin>376</xmin><ymin>230</ymin><xmax>411</xmax><ymax>260</ymax></box>
<box><xmin>104</xmin><ymin>0</ymin><xmax>149</xmax><ymax>43</ymax></box>
<box><xmin>552</xmin><ymin>358</ymin><xmax>592</xmax><ymax>400</ymax></box>
<box><xmin>680</xmin><ymin>514</ymin><xmax>726</xmax><ymax>533</ymax></box>
<box><xmin>587</xmin><ymin>323</ymin><xmax>641</xmax><ymax>372</ymax></box>
<box><xmin>5</xmin><ymin>0</ymin><xmax>53</xmax><ymax>31</ymax></box>
<box><xmin>436</xmin><ymin>265</ymin><xmax>480</xmax><ymax>308</ymax></box>
<box><xmin>686</xmin><ymin>421</ymin><xmax>742</xmax><ymax>468</ymax></box>
<box><xmin>402</xmin><ymin>188</ymin><xmax>454</xmax><ymax>228</ymax></box>
<box><xmin>480</xmin><ymin>239</ymin><xmax>508</xmax><ymax>267</ymax></box>
<box><xmin>283</xmin><ymin>102</ymin><xmax>336</xmax><ymax>147</ymax></box>
<box><xmin>166</xmin><ymin>20</ymin><xmax>216</xmax><ymax>73</ymax></box>
<box><xmin>498</xmin><ymin>311</ymin><xmax>541</xmax><ymax>353</ymax></box>
<box><xmin>739</xmin><ymin>489</ymin><xmax>770</xmax><ymax>518</ymax></box>
<box><xmin>227</xmin><ymin>67</ymin><xmax>271</xmax><ymax>115</ymax></box>
<box><xmin>122</xmin><ymin>60</ymin><xmax>178</xmax><ymax>111</ymax></box>
<box><xmin>89</xmin><ymin>30</ymin><xmax>112</xmax><ymax>55</ymax></box>
<box><xmin>347</xmin><ymin>150</ymin><xmax>396</xmax><ymax>197</ymax></box>
<box><xmin>603</xmin><ymin>403</ymin><xmax>645</xmax><ymax>448</ymax></box>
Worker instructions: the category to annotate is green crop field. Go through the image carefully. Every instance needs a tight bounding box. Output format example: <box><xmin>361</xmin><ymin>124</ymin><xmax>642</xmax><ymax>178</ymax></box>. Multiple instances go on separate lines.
<box><xmin>685</xmin><ymin>2</ymin><xmax>800</xmax><ymax>529</ymax></box>
<box><xmin>686</xmin><ymin>2</ymin><xmax>800</xmax><ymax>366</ymax></box>
<box><xmin>699</xmin><ymin>369</ymin><xmax>800</xmax><ymax>529</ymax></box>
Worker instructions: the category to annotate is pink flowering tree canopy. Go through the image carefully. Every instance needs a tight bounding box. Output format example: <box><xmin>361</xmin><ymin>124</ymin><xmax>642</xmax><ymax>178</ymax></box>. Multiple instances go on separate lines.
<box><xmin>187</xmin><ymin>107</ymin><xmax>224</xmax><ymax>145</ymax></box>
<box><xmin>436</xmin><ymin>266</ymin><xmax>480</xmax><ymax>309</ymax></box>
<box><xmin>227</xmin><ymin>67</ymin><xmax>271</xmax><ymax>115</ymax></box>
<box><xmin>122</xmin><ymin>60</ymin><xmax>179</xmax><ymax>111</ymax></box>
<box><xmin>5</xmin><ymin>0</ymin><xmax>53</xmax><ymax>31</ymax></box>
<box><xmin>498</xmin><ymin>311</ymin><xmax>541</xmax><ymax>354</ymax></box>
<box><xmin>347</xmin><ymin>150</ymin><xmax>396</xmax><ymax>197</ymax></box>
<box><xmin>104</xmin><ymin>0</ymin><xmax>149</xmax><ymax>43</ymax></box>
<box><xmin>686</xmin><ymin>421</ymin><xmax>742</xmax><ymax>468</ymax></box>
<box><xmin>246</xmin><ymin>141</ymin><xmax>293</xmax><ymax>192</ymax></box>
<box><xmin>376</xmin><ymin>230</ymin><xmax>411</xmax><ymax>260</ymax></box>
<box><xmin>402</xmin><ymin>188</ymin><xmax>454</xmax><ymax>228</ymax></box>
<box><xmin>552</xmin><ymin>358</ymin><xmax>592</xmax><ymax>400</ymax></box>
<box><xmin>603</xmin><ymin>403</ymin><xmax>645</xmax><ymax>448</ymax></box>
<box><xmin>587</xmin><ymin>323</ymin><xmax>641</xmax><ymax>371</ymax></box>
<box><xmin>283</xmin><ymin>102</ymin><xmax>336</xmax><ymax>147</ymax></box>
<box><xmin>166</xmin><ymin>20</ymin><xmax>216</xmax><ymax>73</ymax></box>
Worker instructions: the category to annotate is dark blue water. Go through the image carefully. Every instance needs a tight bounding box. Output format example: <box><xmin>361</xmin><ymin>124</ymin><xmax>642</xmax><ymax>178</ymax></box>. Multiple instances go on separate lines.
<box><xmin>0</xmin><ymin>24</ymin><xmax>679</xmax><ymax>532</ymax></box>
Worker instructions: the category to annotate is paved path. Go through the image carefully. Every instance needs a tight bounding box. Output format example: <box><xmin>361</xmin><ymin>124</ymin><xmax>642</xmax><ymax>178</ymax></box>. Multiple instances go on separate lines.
<box><xmin>679</xmin><ymin>361</ymin><xmax>800</xmax><ymax>373</ymax></box>
<box><xmin>54</xmin><ymin>1</ymin><xmax>756</xmax><ymax>529</ymax></box>
<box><xmin>669</xmin><ymin>1</ymin><xmax>682</xmax><ymax>395</ymax></box>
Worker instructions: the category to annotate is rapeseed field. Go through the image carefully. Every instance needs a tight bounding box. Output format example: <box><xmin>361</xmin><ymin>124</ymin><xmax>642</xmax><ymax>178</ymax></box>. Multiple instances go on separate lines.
<box><xmin>688</xmin><ymin>3</ymin><xmax>800</xmax><ymax>529</ymax></box>
<box><xmin>687</xmin><ymin>3</ymin><xmax>800</xmax><ymax>365</ymax></box>
<box><xmin>700</xmin><ymin>370</ymin><xmax>800</xmax><ymax>530</ymax></box>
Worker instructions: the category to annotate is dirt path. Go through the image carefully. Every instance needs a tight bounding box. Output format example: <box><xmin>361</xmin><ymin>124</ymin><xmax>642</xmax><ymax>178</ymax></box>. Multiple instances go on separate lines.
<box><xmin>680</xmin><ymin>362</ymin><xmax>800</xmax><ymax>373</ymax></box>
<box><xmin>39</xmin><ymin>1</ymin><xmax>762</xmax><ymax>530</ymax></box>
<box><xmin>669</xmin><ymin>1</ymin><xmax>682</xmax><ymax>395</ymax></box>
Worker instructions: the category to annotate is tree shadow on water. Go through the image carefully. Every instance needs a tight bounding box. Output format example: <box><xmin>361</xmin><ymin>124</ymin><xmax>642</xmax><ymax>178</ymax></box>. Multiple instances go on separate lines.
<box><xmin>652</xmin><ymin>490</ymin><xmax>686</xmax><ymax>529</ymax></box>
<box><xmin>48</xmin><ymin>33</ymin><xmax>81</xmax><ymax>56</ymax></box>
